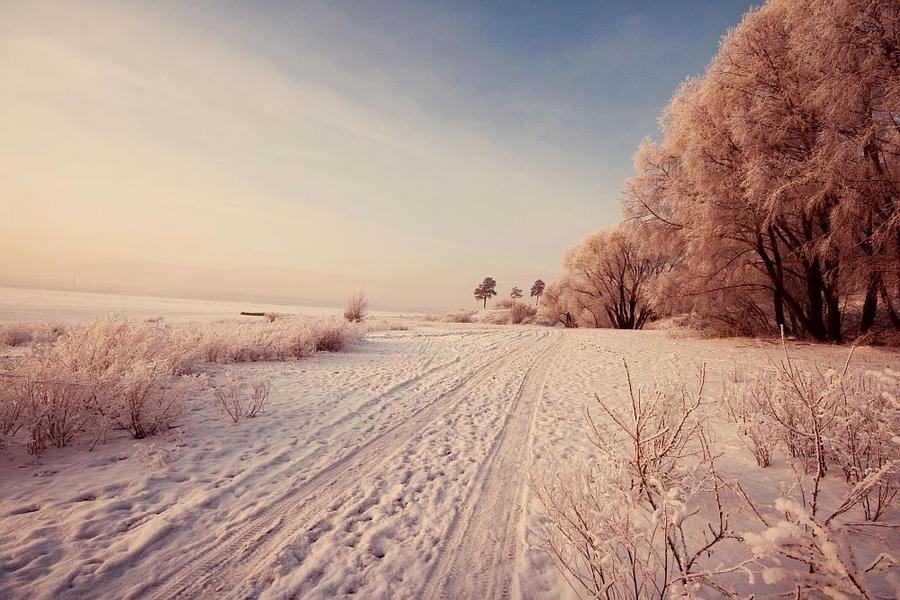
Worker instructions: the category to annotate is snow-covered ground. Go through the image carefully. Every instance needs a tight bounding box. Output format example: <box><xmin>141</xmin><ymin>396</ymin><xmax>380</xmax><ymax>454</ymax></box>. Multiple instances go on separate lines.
<box><xmin>0</xmin><ymin>287</ymin><xmax>411</xmax><ymax>323</ymax></box>
<box><xmin>1</xmin><ymin>323</ymin><xmax>898</xmax><ymax>598</ymax></box>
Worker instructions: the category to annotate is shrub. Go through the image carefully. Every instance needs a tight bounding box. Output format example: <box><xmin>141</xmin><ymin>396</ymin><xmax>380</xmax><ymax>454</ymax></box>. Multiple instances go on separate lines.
<box><xmin>114</xmin><ymin>360</ymin><xmax>184</xmax><ymax>439</ymax></box>
<box><xmin>208</xmin><ymin>371</ymin><xmax>272</xmax><ymax>422</ymax></box>
<box><xmin>474</xmin><ymin>309</ymin><xmax>510</xmax><ymax>325</ymax></box>
<box><xmin>495</xmin><ymin>298</ymin><xmax>516</xmax><ymax>309</ymax></box>
<box><xmin>721</xmin><ymin>367</ymin><xmax>779</xmax><ymax>467</ymax></box>
<box><xmin>171</xmin><ymin>316</ymin><xmax>363</xmax><ymax>363</ymax></box>
<box><xmin>311</xmin><ymin>320</ymin><xmax>361</xmax><ymax>352</ymax></box>
<box><xmin>343</xmin><ymin>290</ymin><xmax>368</xmax><ymax>323</ymax></box>
<box><xmin>247</xmin><ymin>379</ymin><xmax>271</xmax><ymax>417</ymax></box>
<box><xmin>444</xmin><ymin>310</ymin><xmax>474</xmax><ymax>323</ymax></box>
<box><xmin>0</xmin><ymin>323</ymin><xmax>32</xmax><ymax>347</ymax></box>
<box><xmin>509</xmin><ymin>302</ymin><xmax>536</xmax><ymax>324</ymax></box>
<box><xmin>535</xmin><ymin>362</ymin><xmax>743</xmax><ymax>596</ymax></box>
<box><xmin>15</xmin><ymin>376</ymin><xmax>94</xmax><ymax>453</ymax></box>
<box><xmin>0</xmin><ymin>383</ymin><xmax>22</xmax><ymax>441</ymax></box>
<box><xmin>0</xmin><ymin>322</ymin><xmax>66</xmax><ymax>347</ymax></box>
<box><xmin>362</xmin><ymin>320</ymin><xmax>409</xmax><ymax>332</ymax></box>
<box><xmin>538</xmin><ymin>354</ymin><xmax>900</xmax><ymax>597</ymax></box>
<box><xmin>0</xmin><ymin>314</ymin><xmax>364</xmax><ymax>453</ymax></box>
<box><xmin>209</xmin><ymin>371</ymin><xmax>243</xmax><ymax>423</ymax></box>
<box><xmin>3</xmin><ymin>316</ymin><xmax>187</xmax><ymax>451</ymax></box>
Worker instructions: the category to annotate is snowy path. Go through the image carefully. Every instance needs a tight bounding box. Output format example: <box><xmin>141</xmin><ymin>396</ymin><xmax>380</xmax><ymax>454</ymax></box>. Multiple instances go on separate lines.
<box><xmin>422</xmin><ymin>334</ymin><xmax>560</xmax><ymax>599</ymax></box>
<box><xmin>148</xmin><ymin>329</ymin><xmax>558</xmax><ymax>599</ymax></box>
<box><xmin>2</xmin><ymin>325</ymin><xmax>898</xmax><ymax>599</ymax></box>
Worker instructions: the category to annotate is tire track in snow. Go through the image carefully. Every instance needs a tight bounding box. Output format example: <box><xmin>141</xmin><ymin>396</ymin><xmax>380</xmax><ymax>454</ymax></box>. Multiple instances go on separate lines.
<box><xmin>141</xmin><ymin>330</ymin><xmax>548</xmax><ymax>599</ymax></box>
<box><xmin>59</xmin><ymin>330</ymin><xmax>510</xmax><ymax>599</ymax></box>
<box><xmin>421</xmin><ymin>331</ymin><xmax>562</xmax><ymax>600</ymax></box>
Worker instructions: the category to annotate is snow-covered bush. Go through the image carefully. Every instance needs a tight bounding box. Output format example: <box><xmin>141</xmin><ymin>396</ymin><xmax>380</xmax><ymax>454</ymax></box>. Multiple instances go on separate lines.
<box><xmin>0</xmin><ymin>383</ymin><xmax>22</xmax><ymax>441</ymax></box>
<box><xmin>310</xmin><ymin>319</ymin><xmax>362</xmax><ymax>352</ymax></box>
<box><xmin>726</xmin><ymin>355</ymin><xmax>899</xmax><ymax>592</ymax></box>
<box><xmin>444</xmin><ymin>310</ymin><xmax>474</xmax><ymax>323</ymax></box>
<box><xmin>4</xmin><ymin>316</ymin><xmax>187</xmax><ymax>450</ymax></box>
<box><xmin>732</xmin><ymin>343</ymin><xmax>900</xmax><ymax>521</ymax></box>
<box><xmin>0</xmin><ymin>322</ymin><xmax>65</xmax><ymax>347</ymax></box>
<box><xmin>13</xmin><ymin>375</ymin><xmax>94</xmax><ymax>453</ymax></box>
<box><xmin>114</xmin><ymin>360</ymin><xmax>185</xmax><ymax>439</ymax></box>
<box><xmin>209</xmin><ymin>370</ymin><xmax>243</xmax><ymax>423</ymax></box>
<box><xmin>722</xmin><ymin>368</ymin><xmax>779</xmax><ymax>467</ymax></box>
<box><xmin>0</xmin><ymin>323</ymin><xmax>32</xmax><ymax>347</ymax></box>
<box><xmin>0</xmin><ymin>314</ymin><xmax>364</xmax><ymax>453</ymax></box>
<box><xmin>248</xmin><ymin>379</ymin><xmax>271</xmax><ymax>417</ymax></box>
<box><xmin>829</xmin><ymin>368</ymin><xmax>899</xmax><ymax>521</ymax></box>
<box><xmin>474</xmin><ymin>309</ymin><xmax>511</xmax><ymax>325</ymax></box>
<box><xmin>743</xmin><ymin>492</ymin><xmax>897</xmax><ymax>598</ymax></box>
<box><xmin>362</xmin><ymin>320</ymin><xmax>409</xmax><ymax>332</ymax></box>
<box><xmin>535</xmin><ymin>361</ymin><xmax>744</xmax><ymax>597</ymax></box>
<box><xmin>508</xmin><ymin>302</ymin><xmax>536</xmax><ymax>324</ymax></box>
<box><xmin>175</xmin><ymin>316</ymin><xmax>362</xmax><ymax>363</ymax></box>
<box><xmin>539</xmin><ymin>350</ymin><xmax>900</xmax><ymax>597</ymax></box>
<box><xmin>207</xmin><ymin>371</ymin><xmax>272</xmax><ymax>423</ymax></box>
<box><xmin>343</xmin><ymin>290</ymin><xmax>368</xmax><ymax>323</ymax></box>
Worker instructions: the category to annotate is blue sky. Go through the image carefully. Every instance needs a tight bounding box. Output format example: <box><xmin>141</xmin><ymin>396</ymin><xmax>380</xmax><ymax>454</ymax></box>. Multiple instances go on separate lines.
<box><xmin>0</xmin><ymin>1</ymin><xmax>756</xmax><ymax>310</ymax></box>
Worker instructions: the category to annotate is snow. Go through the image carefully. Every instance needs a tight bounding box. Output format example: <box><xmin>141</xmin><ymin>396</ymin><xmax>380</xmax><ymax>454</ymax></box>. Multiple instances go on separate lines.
<box><xmin>2</xmin><ymin>314</ymin><xmax>899</xmax><ymax>598</ymax></box>
<box><xmin>0</xmin><ymin>287</ymin><xmax>410</xmax><ymax>323</ymax></box>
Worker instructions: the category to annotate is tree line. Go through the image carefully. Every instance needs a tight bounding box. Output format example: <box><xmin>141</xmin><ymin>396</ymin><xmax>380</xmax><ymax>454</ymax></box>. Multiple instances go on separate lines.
<box><xmin>473</xmin><ymin>277</ymin><xmax>545</xmax><ymax>309</ymax></box>
<box><xmin>541</xmin><ymin>0</ymin><xmax>899</xmax><ymax>342</ymax></box>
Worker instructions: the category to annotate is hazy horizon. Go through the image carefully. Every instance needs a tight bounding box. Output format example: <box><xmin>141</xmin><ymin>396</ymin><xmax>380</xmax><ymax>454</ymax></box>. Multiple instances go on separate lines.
<box><xmin>1</xmin><ymin>0</ymin><xmax>756</xmax><ymax>312</ymax></box>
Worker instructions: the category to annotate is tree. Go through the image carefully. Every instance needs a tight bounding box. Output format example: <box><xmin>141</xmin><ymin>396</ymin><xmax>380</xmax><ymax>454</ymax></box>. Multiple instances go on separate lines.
<box><xmin>559</xmin><ymin>224</ymin><xmax>669</xmax><ymax>329</ymax></box>
<box><xmin>620</xmin><ymin>0</ymin><xmax>900</xmax><ymax>342</ymax></box>
<box><xmin>510</xmin><ymin>287</ymin><xmax>523</xmax><ymax>300</ymax></box>
<box><xmin>538</xmin><ymin>279</ymin><xmax>577</xmax><ymax>328</ymax></box>
<box><xmin>473</xmin><ymin>277</ymin><xmax>498</xmax><ymax>309</ymax></box>
<box><xmin>530</xmin><ymin>279</ymin><xmax>545</xmax><ymax>304</ymax></box>
<box><xmin>343</xmin><ymin>290</ymin><xmax>368</xmax><ymax>322</ymax></box>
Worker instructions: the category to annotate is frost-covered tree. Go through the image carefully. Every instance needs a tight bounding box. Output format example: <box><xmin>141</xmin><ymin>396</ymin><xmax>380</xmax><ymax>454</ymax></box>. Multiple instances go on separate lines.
<box><xmin>621</xmin><ymin>0</ymin><xmax>900</xmax><ymax>341</ymax></box>
<box><xmin>343</xmin><ymin>290</ymin><xmax>368</xmax><ymax>323</ymax></box>
<box><xmin>545</xmin><ymin>224</ymin><xmax>669</xmax><ymax>329</ymax></box>
<box><xmin>473</xmin><ymin>277</ymin><xmax>498</xmax><ymax>309</ymax></box>
<box><xmin>538</xmin><ymin>279</ymin><xmax>577</xmax><ymax>328</ymax></box>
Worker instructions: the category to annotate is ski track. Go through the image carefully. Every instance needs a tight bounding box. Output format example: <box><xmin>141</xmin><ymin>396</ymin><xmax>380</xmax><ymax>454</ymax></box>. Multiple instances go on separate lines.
<box><xmin>139</xmin><ymin>328</ymin><xmax>550</xmax><ymax>599</ymax></box>
<box><xmin>5</xmin><ymin>326</ymin><xmax>895</xmax><ymax>600</ymax></box>
<box><xmin>421</xmin><ymin>333</ymin><xmax>561</xmax><ymax>599</ymax></box>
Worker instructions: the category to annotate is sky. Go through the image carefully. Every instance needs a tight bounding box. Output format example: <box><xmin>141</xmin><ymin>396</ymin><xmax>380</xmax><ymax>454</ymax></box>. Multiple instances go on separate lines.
<box><xmin>0</xmin><ymin>0</ymin><xmax>756</xmax><ymax>312</ymax></box>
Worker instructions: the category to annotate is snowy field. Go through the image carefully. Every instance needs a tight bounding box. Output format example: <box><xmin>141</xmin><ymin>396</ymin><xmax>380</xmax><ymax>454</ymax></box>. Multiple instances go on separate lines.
<box><xmin>1</xmin><ymin>316</ymin><xmax>898</xmax><ymax>598</ymax></box>
<box><xmin>0</xmin><ymin>287</ymin><xmax>410</xmax><ymax>323</ymax></box>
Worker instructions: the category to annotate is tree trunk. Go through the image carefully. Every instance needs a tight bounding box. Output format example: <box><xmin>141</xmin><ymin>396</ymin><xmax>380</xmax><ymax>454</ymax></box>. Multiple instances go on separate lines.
<box><xmin>879</xmin><ymin>280</ymin><xmax>900</xmax><ymax>328</ymax></box>
<box><xmin>859</xmin><ymin>272</ymin><xmax>880</xmax><ymax>334</ymax></box>
<box><xmin>805</xmin><ymin>258</ymin><xmax>828</xmax><ymax>342</ymax></box>
<box><xmin>825</xmin><ymin>291</ymin><xmax>842</xmax><ymax>343</ymax></box>
<box><xmin>769</xmin><ymin>227</ymin><xmax>788</xmax><ymax>334</ymax></box>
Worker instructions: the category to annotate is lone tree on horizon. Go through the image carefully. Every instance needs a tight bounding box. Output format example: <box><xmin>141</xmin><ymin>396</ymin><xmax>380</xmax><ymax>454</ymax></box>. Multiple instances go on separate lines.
<box><xmin>510</xmin><ymin>287</ymin><xmax>523</xmax><ymax>301</ymax></box>
<box><xmin>474</xmin><ymin>277</ymin><xmax>498</xmax><ymax>308</ymax></box>
<box><xmin>530</xmin><ymin>279</ymin><xmax>545</xmax><ymax>304</ymax></box>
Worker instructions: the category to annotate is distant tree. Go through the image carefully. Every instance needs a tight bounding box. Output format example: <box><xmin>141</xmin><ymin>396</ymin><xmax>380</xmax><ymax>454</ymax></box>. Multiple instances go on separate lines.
<box><xmin>530</xmin><ymin>279</ymin><xmax>545</xmax><ymax>304</ymax></box>
<box><xmin>474</xmin><ymin>277</ymin><xmax>498</xmax><ymax>308</ymax></box>
<box><xmin>510</xmin><ymin>287</ymin><xmax>524</xmax><ymax>300</ymax></box>
<box><xmin>539</xmin><ymin>279</ymin><xmax>577</xmax><ymax>328</ymax></box>
<box><xmin>343</xmin><ymin>290</ymin><xmax>368</xmax><ymax>322</ymax></box>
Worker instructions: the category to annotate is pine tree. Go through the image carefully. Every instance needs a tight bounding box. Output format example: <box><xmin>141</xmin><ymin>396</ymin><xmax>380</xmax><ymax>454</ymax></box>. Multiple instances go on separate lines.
<box><xmin>530</xmin><ymin>279</ymin><xmax>545</xmax><ymax>304</ymax></box>
<box><xmin>474</xmin><ymin>277</ymin><xmax>498</xmax><ymax>308</ymax></box>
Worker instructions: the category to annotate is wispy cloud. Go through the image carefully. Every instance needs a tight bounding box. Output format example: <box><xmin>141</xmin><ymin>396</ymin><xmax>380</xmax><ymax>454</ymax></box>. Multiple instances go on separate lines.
<box><xmin>0</xmin><ymin>0</ymin><xmax>752</xmax><ymax>310</ymax></box>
